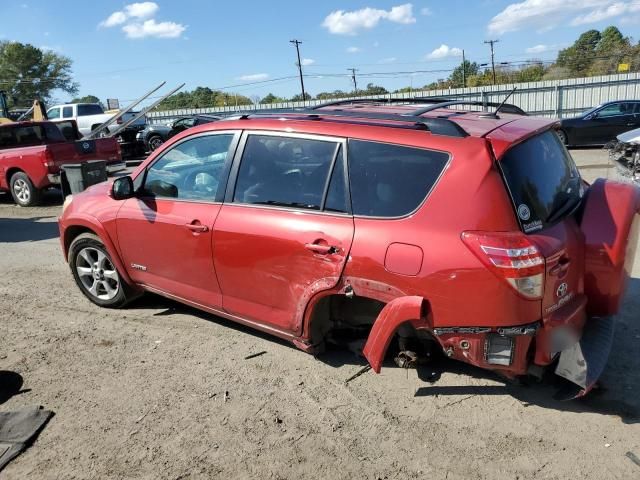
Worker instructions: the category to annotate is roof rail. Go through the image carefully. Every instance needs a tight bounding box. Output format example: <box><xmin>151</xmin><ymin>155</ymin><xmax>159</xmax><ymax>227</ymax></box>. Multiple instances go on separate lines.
<box><xmin>409</xmin><ymin>100</ymin><xmax>526</xmax><ymax>117</ymax></box>
<box><xmin>229</xmin><ymin>110</ymin><xmax>469</xmax><ymax>138</ymax></box>
<box><xmin>312</xmin><ymin>97</ymin><xmax>526</xmax><ymax>116</ymax></box>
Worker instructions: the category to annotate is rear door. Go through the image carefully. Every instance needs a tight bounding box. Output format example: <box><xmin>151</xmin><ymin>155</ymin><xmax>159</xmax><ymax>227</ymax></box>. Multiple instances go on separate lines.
<box><xmin>213</xmin><ymin>132</ymin><xmax>353</xmax><ymax>335</ymax></box>
<box><xmin>498</xmin><ymin>130</ymin><xmax>585</xmax><ymax>318</ymax></box>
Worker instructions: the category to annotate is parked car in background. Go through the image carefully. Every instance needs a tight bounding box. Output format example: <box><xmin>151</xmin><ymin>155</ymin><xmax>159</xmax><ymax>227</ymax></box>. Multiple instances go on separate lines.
<box><xmin>0</xmin><ymin>120</ymin><xmax>122</xmax><ymax>206</ymax></box>
<box><xmin>136</xmin><ymin>114</ymin><xmax>221</xmax><ymax>153</ymax></box>
<box><xmin>47</xmin><ymin>103</ymin><xmax>147</xmax><ymax>159</ymax></box>
<box><xmin>557</xmin><ymin>100</ymin><xmax>640</xmax><ymax>146</ymax></box>
<box><xmin>59</xmin><ymin>100</ymin><xmax>640</xmax><ymax>399</ymax></box>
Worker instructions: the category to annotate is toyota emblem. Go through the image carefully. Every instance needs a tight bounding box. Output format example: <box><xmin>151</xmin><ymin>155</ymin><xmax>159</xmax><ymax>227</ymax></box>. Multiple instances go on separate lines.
<box><xmin>556</xmin><ymin>282</ymin><xmax>568</xmax><ymax>298</ymax></box>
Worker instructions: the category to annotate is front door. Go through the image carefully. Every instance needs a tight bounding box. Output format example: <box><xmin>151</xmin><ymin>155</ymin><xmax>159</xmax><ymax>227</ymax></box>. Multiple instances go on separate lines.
<box><xmin>213</xmin><ymin>132</ymin><xmax>354</xmax><ymax>334</ymax></box>
<box><xmin>116</xmin><ymin>131</ymin><xmax>239</xmax><ymax>308</ymax></box>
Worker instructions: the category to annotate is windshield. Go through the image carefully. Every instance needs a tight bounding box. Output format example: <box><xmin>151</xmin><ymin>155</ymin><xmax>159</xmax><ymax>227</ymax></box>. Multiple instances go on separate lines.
<box><xmin>499</xmin><ymin>130</ymin><xmax>583</xmax><ymax>233</ymax></box>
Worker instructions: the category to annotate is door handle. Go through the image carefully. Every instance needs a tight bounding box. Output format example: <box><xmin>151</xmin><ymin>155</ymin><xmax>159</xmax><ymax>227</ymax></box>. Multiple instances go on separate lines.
<box><xmin>185</xmin><ymin>222</ymin><xmax>209</xmax><ymax>233</ymax></box>
<box><xmin>305</xmin><ymin>242</ymin><xmax>339</xmax><ymax>254</ymax></box>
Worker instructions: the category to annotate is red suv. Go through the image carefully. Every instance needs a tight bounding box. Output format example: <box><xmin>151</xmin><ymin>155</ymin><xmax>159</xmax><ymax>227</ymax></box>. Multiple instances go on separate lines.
<box><xmin>58</xmin><ymin>99</ymin><xmax>640</xmax><ymax>398</ymax></box>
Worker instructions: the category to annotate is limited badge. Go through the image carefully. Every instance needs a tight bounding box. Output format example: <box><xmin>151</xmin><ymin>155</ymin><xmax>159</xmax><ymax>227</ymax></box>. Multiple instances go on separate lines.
<box><xmin>518</xmin><ymin>204</ymin><xmax>531</xmax><ymax>221</ymax></box>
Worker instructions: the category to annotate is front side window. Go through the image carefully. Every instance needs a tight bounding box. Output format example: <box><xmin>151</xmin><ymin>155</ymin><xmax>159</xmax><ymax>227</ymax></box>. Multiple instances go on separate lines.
<box><xmin>348</xmin><ymin>140</ymin><xmax>449</xmax><ymax>217</ymax></box>
<box><xmin>47</xmin><ymin>107</ymin><xmax>60</xmax><ymax>119</ymax></box>
<box><xmin>143</xmin><ymin>134</ymin><xmax>234</xmax><ymax>201</ymax></box>
<box><xmin>233</xmin><ymin>135</ymin><xmax>340</xmax><ymax>211</ymax></box>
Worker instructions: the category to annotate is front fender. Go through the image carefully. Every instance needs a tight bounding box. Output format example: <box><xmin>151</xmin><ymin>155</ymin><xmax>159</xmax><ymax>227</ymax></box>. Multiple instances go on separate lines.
<box><xmin>362</xmin><ymin>296</ymin><xmax>431</xmax><ymax>373</ymax></box>
<box><xmin>60</xmin><ymin>214</ymin><xmax>136</xmax><ymax>288</ymax></box>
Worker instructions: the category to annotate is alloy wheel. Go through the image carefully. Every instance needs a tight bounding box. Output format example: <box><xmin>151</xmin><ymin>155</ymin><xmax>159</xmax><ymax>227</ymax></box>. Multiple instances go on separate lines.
<box><xmin>12</xmin><ymin>178</ymin><xmax>30</xmax><ymax>203</ymax></box>
<box><xmin>75</xmin><ymin>247</ymin><xmax>120</xmax><ymax>300</ymax></box>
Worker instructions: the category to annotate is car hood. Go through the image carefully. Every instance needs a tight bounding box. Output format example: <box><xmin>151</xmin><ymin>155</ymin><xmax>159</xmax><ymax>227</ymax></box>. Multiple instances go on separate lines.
<box><xmin>145</xmin><ymin>125</ymin><xmax>172</xmax><ymax>134</ymax></box>
<box><xmin>617</xmin><ymin>127</ymin><xmax>640</xmax><ymax>144</ymax></box>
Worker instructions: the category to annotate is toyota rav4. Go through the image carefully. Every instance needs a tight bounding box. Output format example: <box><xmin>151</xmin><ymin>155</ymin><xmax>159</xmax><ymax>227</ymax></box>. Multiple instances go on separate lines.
<box><xmin>58</xmin><ymin>99</ymin><xmax>640</xmax><ymax>398</ymax></box>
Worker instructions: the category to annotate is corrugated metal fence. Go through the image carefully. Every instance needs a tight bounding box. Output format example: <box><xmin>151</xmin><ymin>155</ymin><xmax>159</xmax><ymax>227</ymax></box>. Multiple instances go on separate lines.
<box><xmin>146</xmin><ymin>72</ymin><xmax>640</xmax><ymax>124</ymax></box>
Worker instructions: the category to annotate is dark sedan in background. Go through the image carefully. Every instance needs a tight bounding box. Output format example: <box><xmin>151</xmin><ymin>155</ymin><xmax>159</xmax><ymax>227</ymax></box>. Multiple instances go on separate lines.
<box><xmin>558</xmin><ymin>100</ymin><xmax>640</xmax><ymax>147</ymax></box>
<box><xmin>136</xmin><ymin>114</ymin><xmax>221</xmax><ymax>153</ymax></box>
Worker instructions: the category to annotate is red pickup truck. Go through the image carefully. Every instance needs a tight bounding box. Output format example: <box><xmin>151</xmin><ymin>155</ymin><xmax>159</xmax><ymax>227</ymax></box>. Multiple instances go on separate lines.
<box><xmin>0</xmin><ymin>120</ymin><xmax>123</xmax><ymax>206</ymax></box>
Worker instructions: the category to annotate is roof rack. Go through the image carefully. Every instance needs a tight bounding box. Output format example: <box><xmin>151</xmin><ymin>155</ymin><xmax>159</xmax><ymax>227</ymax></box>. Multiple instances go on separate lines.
<box><xmin>312</xmin><ymin>97</ymin><xmax>526</xmax><ymax>116</ymax></box>
<box><xmin>229</xmin><ymin>110</ymin><xmax>469</xmax><ymax>138</ymax></box>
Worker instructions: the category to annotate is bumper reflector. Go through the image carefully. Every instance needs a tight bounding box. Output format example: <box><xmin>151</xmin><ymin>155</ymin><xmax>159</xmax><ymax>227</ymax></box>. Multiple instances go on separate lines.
<box><xmin>485</xmin><ymin>334</ymin><xmax>514</xmax><ymax>366</ymax></box>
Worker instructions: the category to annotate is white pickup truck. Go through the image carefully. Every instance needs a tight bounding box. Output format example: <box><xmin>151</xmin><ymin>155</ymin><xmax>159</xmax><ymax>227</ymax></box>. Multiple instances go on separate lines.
<box><xmin>47</xmin><ymin>103</ymin><xmax>147</xmax><ymax>157</ymax></box>
<box><xmin>46</xmin><ymin>103</ymin><xmax>146</xmax><ymax>137</ymax></box>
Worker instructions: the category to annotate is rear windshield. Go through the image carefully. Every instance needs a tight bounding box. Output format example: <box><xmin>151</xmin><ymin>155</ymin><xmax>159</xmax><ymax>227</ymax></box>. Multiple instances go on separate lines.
<box><xmin>77</xmin><ymin>104</ymin><xmax>104</xmax><ymax>116</ymax></box>
<box><xmin>499</xmin><ymin>130</ymin><xmax>583</xmax><ymax>233</ymax></box>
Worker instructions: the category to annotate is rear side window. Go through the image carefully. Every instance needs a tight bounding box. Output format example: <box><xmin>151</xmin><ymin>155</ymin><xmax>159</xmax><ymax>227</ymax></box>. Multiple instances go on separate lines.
<box><xmin>347</xmin><ymin>140</ymin><xmax>449</xmax><ymax>217</ymax></box>
<box><xmin>0</xmin><ymin>125</ymin><xmax>46</xmax><ymax>148</ymax></box>
<box><xmin>500</xmin><ymin>130</ymin><xmax>583</xmax><ymax>233</ymax></box>
<box><xmin>233</xmin><ymin>135</ymin><xmax>340</xmax><ymax>211</ymax></box>
<box><xmin>77</xmin><ymin>104</ymin><xmax>103</xmax><ymax>116</ymax></box>
<box><xmin>62</xmin><ymin>106</ymin><xmax>73</xmax><ymax>118</ymax></box>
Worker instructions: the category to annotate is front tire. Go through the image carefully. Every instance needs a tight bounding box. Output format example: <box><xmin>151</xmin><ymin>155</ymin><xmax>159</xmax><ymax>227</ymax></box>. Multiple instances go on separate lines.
<box><xmin>10</xmin><ymin>172</ymin><xmax>41</xmax><ymax>207</ymax></box>
<box><xmin>69</xmin><ymin>233</ymin><xmax>133</xmax><ymax>308</ymax></box>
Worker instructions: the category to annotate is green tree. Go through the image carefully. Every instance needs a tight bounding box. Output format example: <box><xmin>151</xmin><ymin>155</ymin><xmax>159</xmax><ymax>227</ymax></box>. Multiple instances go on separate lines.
<box><xmin>450</xmin><ymin>60</ymin><xmax>480</xmax><ymax>87</ymax></box>
<box><xmin>289</xmin><ymin>92</ymin><xmax>312</xmax><ymax>102</ymax></box>
<box><xmin>260</xmin><ymin>93</ymin><xmax>286</xmax><ymax>104</ymax></box>
<box><xmin>0</xmin><ymin>41</ymin><xmax>78</xmax><ymax>107</ymax></box>
<box><xmin>556</xmin><ymin>29</ymin><xmax>601</xmax><ymax>76</ymax></box>
<box><xmin>156</xmin><ymin>87</ymin><xmax>252</xmax><ymax>110</ymax></box>
<box><xmin>361</xmin><ymin>83</ymin><xmax>388</xmax><ymax>95</ymax></box>
<box><xmin>71</xmin><ymin>95</ymin><xmax>102</xmax><ymax>105</ymax></box>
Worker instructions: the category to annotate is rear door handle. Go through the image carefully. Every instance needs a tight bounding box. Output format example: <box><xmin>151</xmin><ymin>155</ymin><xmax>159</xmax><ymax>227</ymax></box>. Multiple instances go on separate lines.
<box><xmin>305</xmin><ymin>243</ymin><xmax>339</xmax><ymax>254</ymax></box>
<box><xmin>186</xmin><ymin>222</ymin><xmax>209</xmax><ymax>233</ymax></box>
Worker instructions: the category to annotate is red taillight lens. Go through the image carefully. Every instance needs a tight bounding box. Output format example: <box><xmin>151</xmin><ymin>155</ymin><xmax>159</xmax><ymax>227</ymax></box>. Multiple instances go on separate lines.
<box><xmin>41</xmin><ymin>149</ymin><xmax>55</xmax><ymax>169</ymax></box>
<box><xmin>462</xmin><ymin>231</ymin><xmax>545</xmax><ymax>299</ymax></box>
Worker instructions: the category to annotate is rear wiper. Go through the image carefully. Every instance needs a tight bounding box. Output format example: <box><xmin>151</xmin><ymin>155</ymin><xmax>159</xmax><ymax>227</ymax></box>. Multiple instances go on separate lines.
<box><xmin>255</xmin><ymin>200</ymin><xmax>320</xmax><ymax>210</ymax></box>
<box><xmin>545</xmin><ymin>196</ymin><xmax>581</xmax><ymax>224</ymax></box>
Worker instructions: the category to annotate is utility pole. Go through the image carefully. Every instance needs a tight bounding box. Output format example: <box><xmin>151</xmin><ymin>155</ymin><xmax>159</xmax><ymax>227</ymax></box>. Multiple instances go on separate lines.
<box><xmin>462</xmin><ymin>49</ymin><xmax>466</xmax><ymax>88</ymax></box>
<box><xmin>484</xmin><ymin>39</ymin><xmax>499</xmax><ymax>85</ymax></box>
<box><xmin>290</xmin><ymin>39</ymin><xmax>306</xmax><ymax>103</ymax></box>
<box><xmin>348</xmin><ymin>68</ymin><xmax>358</xmax><ymax>94</ymax></box>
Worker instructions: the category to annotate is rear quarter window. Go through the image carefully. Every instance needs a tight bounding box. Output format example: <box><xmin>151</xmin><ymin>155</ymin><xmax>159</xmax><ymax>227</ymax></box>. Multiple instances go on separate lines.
<box><xmin>499</xmin><ymin>130</ymin><xmax>583</xmax><ymax>233</ymax></box>
<box><xmin>347</xmin><ymin>140</ymin><xmax>449</xmax><ymax>217</ymax></box>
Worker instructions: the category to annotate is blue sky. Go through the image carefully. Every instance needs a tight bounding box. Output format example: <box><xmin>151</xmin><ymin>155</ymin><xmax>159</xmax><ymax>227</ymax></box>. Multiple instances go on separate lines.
<box><xmin>1</xmin><ymin>0</ymin><xmax>639</xmax><ymax>104</ymax></box>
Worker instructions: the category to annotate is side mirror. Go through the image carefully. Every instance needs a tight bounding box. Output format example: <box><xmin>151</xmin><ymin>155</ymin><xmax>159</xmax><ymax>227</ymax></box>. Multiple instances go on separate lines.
<box><xmin>111</xmin><ymin>175</ymin><xmax>134</xmax><ymax>200</ymax></box>
<box><xmin>586</xmin><ymin>112</ymin><xmax>598</xmax><ymax>120</ymax></box>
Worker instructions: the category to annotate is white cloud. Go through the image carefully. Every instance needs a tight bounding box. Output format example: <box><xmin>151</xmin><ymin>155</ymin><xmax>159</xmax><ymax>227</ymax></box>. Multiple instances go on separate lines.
<box><xmin>99</xmin><ymin>2</ymin><xmax>186</xmax><ymax>39</ymax></box>
<box><xmin>571</xmin><ymin>2</ymin><xmax>640</xmax><ymax>26</ymax></box>
<box><xmin>238</xmin><ymin>73</ymin><xmax>270</xmax><ymax>82</ymax></box>
<box><xmin>347</xmin><ymin>46</ymin><xmax>362</xmax><ymax>53</ymax></box>
<box><xmin>420</xmin><ymin>7</ymin><xmax>432</xmax><ymax>15</ymax></box>
<box><xmin>40</xmin><ymin>45</ymin><xmax>62</xmax><ymax>53</ymax></box>
<box><xmin>379</xmin><ymin>57</ymin><xmax>397</xmax><ymax>63</ymax></box>
<box><xmin>100</xmin><ymin>11</ymin><xmax>127</xmax><ymax>27</ymax></box>
<box><xmin>124</xmin><ymin>2</ymin><xmax>158</xmax><ymax>19</ymax></box>
<box><xmin>488</xmin><ymin>0</ymin><xmax>638</xmax><ymax>34</ymax></box>
<box><xmin>426</xmin><ymin>44</ymin><xmax>462</xmax><ymax>59</ymax></box>
<box><xmin>301</xmin><ymin>58</ymin><xmax>315</xmax><ymax>66</ymax></box>
<box><xmin>123</xmin><ymin>20</ymin><xmax>186</xmax><ymax>39</ymax></box>
<box><xmin>526</xmin><ymin>44</ymin><xmax>551</xmax><ymax>54</ymax></box>
<box><xmin>322</xmin><ymin>3</ymin><xmax>416</xmax><ymax>35</ymax></box>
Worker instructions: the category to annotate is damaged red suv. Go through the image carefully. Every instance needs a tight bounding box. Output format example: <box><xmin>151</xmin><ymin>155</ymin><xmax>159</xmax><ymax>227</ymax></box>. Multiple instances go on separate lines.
<box><xmin>58</xmin><ymin>99</ymin><xmax>640</xmax><ymax>398</ymax></box>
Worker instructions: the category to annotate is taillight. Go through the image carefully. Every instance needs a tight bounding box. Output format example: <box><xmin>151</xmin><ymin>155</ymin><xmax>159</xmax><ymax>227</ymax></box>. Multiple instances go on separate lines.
<box><xmin>41</xmin><ymin>149</ymin><xmax>55</xmax><ymax>169</ymax></box>
<box><xmin>462</xmin><ymin>231</ymin><xmax>545</xmax><ymax>299</ymax></box>
<box><xmin>117</xmin><ymin>117</ymin><xmax>123</xmax><ymax>124</ymax></box>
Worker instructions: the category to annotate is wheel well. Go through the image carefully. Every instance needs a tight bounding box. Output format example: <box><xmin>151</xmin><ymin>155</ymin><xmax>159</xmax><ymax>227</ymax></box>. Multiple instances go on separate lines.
<box><xmin>5</xmin><ymin>167</ymin><xmax>25</xmax><ymax>185</ymax></box>
<box><xmin>64</xmin><ymin>226</ymin><xmax>96</xmax><ymax>255</ymax></box>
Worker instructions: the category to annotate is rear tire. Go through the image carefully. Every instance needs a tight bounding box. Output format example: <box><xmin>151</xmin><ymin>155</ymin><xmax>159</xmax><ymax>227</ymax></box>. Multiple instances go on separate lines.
<box><xmin>69</xmin><ymin>233</ymin><xmax>134</xmax><ymax>308</ymax></box>
<box><xmin>147</xmin><ymin>134</ymin><xmax>164</xmax><ymax>152</ymax></box>
<box><xmin>10</xmin><ymin>172</ymin><xmax>41</xmax><ymax>207</ymax></box>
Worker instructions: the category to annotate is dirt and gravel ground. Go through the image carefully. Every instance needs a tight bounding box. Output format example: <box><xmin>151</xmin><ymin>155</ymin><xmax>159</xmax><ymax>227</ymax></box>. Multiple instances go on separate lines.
<box><xmin>1</xmin><ymin>149</ymin><xmax>639</xmax><ymax>479</ymax></box>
